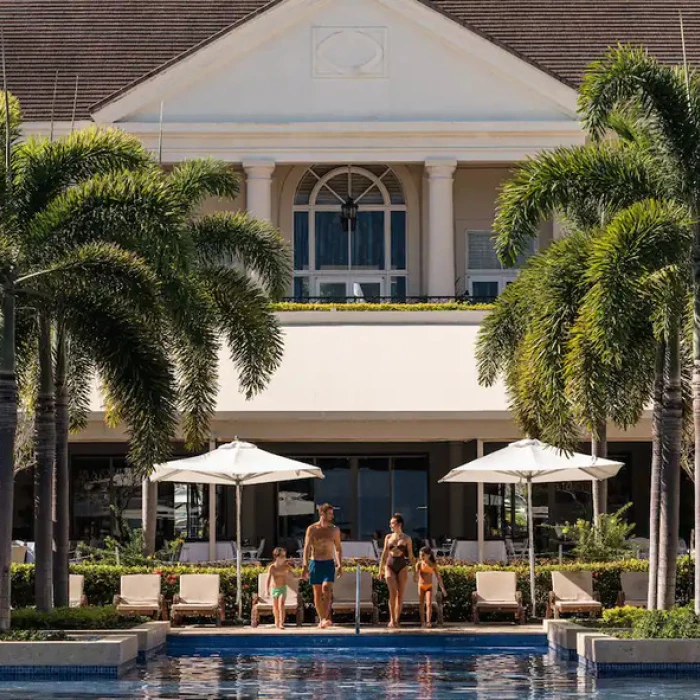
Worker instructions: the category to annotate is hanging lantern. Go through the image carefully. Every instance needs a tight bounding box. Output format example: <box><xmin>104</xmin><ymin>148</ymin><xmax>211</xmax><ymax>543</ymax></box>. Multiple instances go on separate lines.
<box><xmin>340</xmin><ymin>196</ymin><xmax>358</xmax><ymax>232</ymax></box>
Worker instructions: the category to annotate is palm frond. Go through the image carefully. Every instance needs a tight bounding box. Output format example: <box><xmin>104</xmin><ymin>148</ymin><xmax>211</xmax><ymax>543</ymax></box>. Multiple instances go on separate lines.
<box><xmin>494</xmin><ymin>142</ymin><xmax>666</xmax><ymax>266</ymax></box>
<box><xmin>14</xmin><ymin>127</ymin><xmax>154</xmax><ymax>224</ymax></box>
<box><xmin>200</xmin><ymin>266</ymin><xmax>283</xmax><ymax>400</ymax></box>
<box><xmin>189</xmin><ymin>213</ymin><xmax>292</xmax><ymax>298</ymax></box>
<box><xmin>168</xmin><ymin>159</ymin><xmax>241</xmax><ymax>212</ymax></box>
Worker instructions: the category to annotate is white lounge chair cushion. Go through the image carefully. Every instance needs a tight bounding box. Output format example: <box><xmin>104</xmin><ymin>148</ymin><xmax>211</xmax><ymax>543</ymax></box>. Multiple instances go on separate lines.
<box><xmin>119</xmin><ymin>574</ymin><xmax>161</xmax><ymax>605</ymax></box>
<box><xmin>552</xmin><ymin>571</ymin><xmax>596</xmax><ymax>602</ymax></box>
<box><xmin>620</xmin><ymin>572</ymin><xmax>648</xmax><ymax>605</ymax></box>
<box><xmin>11</xmin><ymin>545</ymin><xmax>26</xmax><ymax>564</ymax></box>
<box><xmin>331</xmin><ymin>571</ymin><xmax>373</xmax><ymax>604</ymax></box>
<box><xmin>178</xmin><ymin>574</ymin><xmax>220</xmax><ymax>605</ymax></box>
<box><xmin>255</xmin><ymin>573</ymin><xmax>299</xmax><ymax>607</ymax></box>
<box><xmin>172</xmin><ymin>602</ymin><xmax>219</xmax><ymax>611</ymax></box>
<box><xmin>69</xmin><ymin>574</ymin><xmax>84</xmax><ymax>608</ymax></box>
<box><xmin>474</xmin><ymin>572</ymin><xmax>518</xmax><ymax>604</ymax></box>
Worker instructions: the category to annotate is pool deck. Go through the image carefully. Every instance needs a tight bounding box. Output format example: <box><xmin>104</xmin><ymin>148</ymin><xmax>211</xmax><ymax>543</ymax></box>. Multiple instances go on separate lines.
<box><xmin>170</xmin><ymin>623</ymin><xmax>545</xmax><ymax>636</ymax></box>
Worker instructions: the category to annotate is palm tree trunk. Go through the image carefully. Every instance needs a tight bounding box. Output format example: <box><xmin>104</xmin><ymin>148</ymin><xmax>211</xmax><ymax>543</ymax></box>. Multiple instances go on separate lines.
<box><xmin>648</xmin><ymin>340</ymin><xmax>665</xmax><ymax>610</ymax></box>
<box><xmin>0</xmin><ymin>290</ymin><xmax>17</xmax><ymax>630</ymax></box>
<box><xmin>52</xmin><ymin>327</ymin><xmax>69</xmax><ymax>607</ymax></box>
<box><xmin>694</xmin><ymin>225</ymin><xmax>700</xmax><ymax>615</ymax></box>
<box><xmin>34</xmin><ymin>314</ymin><xmax>55</xmax><ymax>612</ymax></box>
<box><xmin>142</xmin><ymin>478</ymin><xmax>157</xmax><ymax>556</ymax></box>
<box><xmin>658</xmin><ymin>326</ymin><xmax>682</xmax><ymax>610</ymax></box>
<box><xmin>592</xmin><ymin>421</ymin><xmax>608</xmax><ymax>516</ymax></box>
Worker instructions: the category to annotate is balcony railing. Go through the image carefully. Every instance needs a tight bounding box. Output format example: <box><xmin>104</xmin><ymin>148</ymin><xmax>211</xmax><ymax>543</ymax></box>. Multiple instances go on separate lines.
<box><xmin>279</xmin><ymin>295</ymin><xmax>497</xmax><ymax>305</ymax></box>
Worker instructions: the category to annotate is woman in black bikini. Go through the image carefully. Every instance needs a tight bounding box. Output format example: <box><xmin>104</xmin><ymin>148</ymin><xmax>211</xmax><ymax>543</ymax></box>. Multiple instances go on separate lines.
<box><xmin>379</xmin><ymin>513</ymin><xmax>416</xmax><ymax>628</ymax></box>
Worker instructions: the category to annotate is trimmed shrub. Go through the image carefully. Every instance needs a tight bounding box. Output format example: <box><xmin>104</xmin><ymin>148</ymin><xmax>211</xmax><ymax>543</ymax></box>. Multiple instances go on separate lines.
<box><xmin>600</xmin><ymin>606</ymin><xmax>648</xmax><ymax>629</ymax></box>
<box><xmin>0</xmin><ymin>630</ymin><xmax>67</xmax><ymax>641</ymax></box>
<box><xmin>629</xmin><ymin>607</ymin><xmax>700</xmax><ymax>639</ymax></box>
<box><xmin>8</xmin><ymin>558</ymin><xmax>690</xmax><ymax>622</ymax></box>
<box><xmin>11</xmin><ymin>605</ymin><xmax>146</xmax><ymax>630</ymax></box>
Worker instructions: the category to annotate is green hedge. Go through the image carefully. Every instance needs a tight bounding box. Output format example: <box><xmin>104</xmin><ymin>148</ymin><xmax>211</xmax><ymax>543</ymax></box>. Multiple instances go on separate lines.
<box><xmin>272</xmin><ymin>302</ymin><xmax>494</xmax><ymax>312</ymax></box>
<box><xmin>11</xmin><ymin>606</ymin><xmax>146</xmax><ymax>630</ymax></box>
<box><xmin>9</xmin><ymin>559</ymin><xmax>691</xmax><ymax>622</ymax></box>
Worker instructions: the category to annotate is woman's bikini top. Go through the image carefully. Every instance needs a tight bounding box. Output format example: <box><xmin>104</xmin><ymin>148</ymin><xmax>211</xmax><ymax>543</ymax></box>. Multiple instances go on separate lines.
<box><xmin>386</xmin><ymin>539</ymin><xmax>409</xmax><ymax>573</ymax></box>
<box><xmin>419</xmin><ymin>561</ymin><xmax>435</xmax><ymax>575</ymax></box>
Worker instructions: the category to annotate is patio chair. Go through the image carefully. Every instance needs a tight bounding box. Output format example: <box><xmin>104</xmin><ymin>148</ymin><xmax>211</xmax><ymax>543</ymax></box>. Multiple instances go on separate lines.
<box><xmin>251</xmin><ymin>573</ymin><xmax>304</xmax><ymax>627</ymax></box>
<box><xmin>547</xmin><ymin>571</ymin><xmax>602</xmax><ymax>619</ymax></box>
<box><xmin>69</xmin><ymin>574</ymin><xmax>88</xmax><ymax>608</ymax></box>
<box><xmin>114</xmin><ymin>574</ymin><xmax>167</xmax><ymax>620</ymax></box>
<box><xmin>342</xmin><ymin>541</ymin><xmax>378</xmax><ymax>561</ymax></box>
<box><xmin>452</xmin><ymin>540</ymin><xmax>478</xmax><ymax>563</ymax></box>
<box><xmin>11</xmin><ymin>544</ymin><xmax>26</xmax><ymax>564</ymax></box>
<box><xmin>627</xmin><ymin>537</ymin><xmax>650</xmax><ymax>559</ymax></box>
<box><xmin>483</xmin><ymin>540</ymin><xmax>508</xmax><ymax>564</ymax></box>
<box><xmin>616</xmin><ymin>571</ymin><xmax>649</xmax><ymax>608</ymax></box>
<box><xmin>177</xmin><ymin>541</ymin><xmax>236</xmax><ymax>563</ymax></box>
<box><xmin>505</xmin><ymin>538</ymin><xmax>527</xmax><ymax>563</ymax></box>
<box><xmin>330</xmin><ymin>570</ymin><xmax>379</xmax><ymax>624</ymax></box>
<box><xmin>472</xmin><ymin>571</ymin><xmax>525</xmax><ymax>624</ymax></box>
<box><xmin>171</xmin><ymin>574</ymin><xmax>225</xmax><ymax>626</ymax></box>
<box><xmin>403</xmin><ymin>575</ymin><xmax>444</xmax><ymax>626</ymax></box>
<box><xmin>242</xmin><ymin>538</ymin><xmax>266</xmax><ymax>564</ymax></box>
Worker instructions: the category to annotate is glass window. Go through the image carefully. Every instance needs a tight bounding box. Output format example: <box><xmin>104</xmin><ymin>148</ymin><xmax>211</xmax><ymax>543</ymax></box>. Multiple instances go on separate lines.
<box><xmin>294</xmin><ymin>212</ymin><xmax>309</xmax><ymax>271</ymax></box>
<box><xmin>315</xmin><ymin>212</ymin><xmax>348</xmax><ymax>269</ymax></box>
<box><xmin>294</xmin><ymin>277</ymin><xmax>310</xmax><ymax>300</ymax></box>
<box><xmin>391</xmin><ymin>276</ymin><xmax>407</xmax><ymax>301</ymax></box>
<box><xmin>472</xmin><ymin>281</ymin><xmax>499</xmax><ymax>300</ymax></box>
<box><xmin>354</xmin><ymin>281</ymin><xmax>381</xmax><ymax>301</ymax></box>
<box><xmin>358</xmin><ymin>458</ymin><xmax>391</xmax><ymax>540</ymax></box>
<box><xmin>392</xmin><ymin>457</ymin><xmax>429</xmax><ymax>541</ymax></box>
<box><xmin>315</xmin><ymin>458</ymin><xmax>353</xmax><ymax>538</ymax></box>
<box><xmin>391</xmin><ymin>211</ymin><xmax>406</xmax><ymax>270</ymax></box>
<box><xmin>319</xmin><ymin>281</ymin><xmax>348</xmax><ymax>301</ymax></box>
<box><xmin>352</xmin><ymin>212</ymin><xmax>385</xmax><ymax>270</ymax></box>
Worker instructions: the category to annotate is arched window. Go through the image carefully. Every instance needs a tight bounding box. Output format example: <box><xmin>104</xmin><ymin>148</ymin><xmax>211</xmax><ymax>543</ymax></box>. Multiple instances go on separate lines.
<box><xmin>293</xmin><ymin>165</ymin><xmax>407</xmax><ymax>301</ymax></box>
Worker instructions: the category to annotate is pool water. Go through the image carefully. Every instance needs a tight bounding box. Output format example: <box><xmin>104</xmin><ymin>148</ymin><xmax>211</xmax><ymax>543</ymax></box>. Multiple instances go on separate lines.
<box><xmin>0</xmin><ymin>652</ymin><xmax>699</xmax><ymax>699</ymax></box>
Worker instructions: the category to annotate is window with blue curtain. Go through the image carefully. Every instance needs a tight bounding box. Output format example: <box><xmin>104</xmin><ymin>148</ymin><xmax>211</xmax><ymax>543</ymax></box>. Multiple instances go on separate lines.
<box><xmin>293</xmin><ymin>212</ymin><xmax>309</xmax><ymax>271</ymax></box>
<box><xmin>391</xmin><ymin>211</ymin><xmax>406</xmax><ymax>270</ymax></box>
<box><xmin>315</xmin><ymin>212</ymin><xmax>348</xmax><ymax>269</ymax></box>
<box><xmin>352</xmin><ymin>211</ymin><xmax>384</xmax><ymax>270</ymax></box>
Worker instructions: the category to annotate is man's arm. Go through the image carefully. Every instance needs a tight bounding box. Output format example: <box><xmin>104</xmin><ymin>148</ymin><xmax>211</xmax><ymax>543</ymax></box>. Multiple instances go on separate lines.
<box><xmin>302</xmin><ymin>526</ymin><xmax>312</xmax><ymax>572</ymax></box>
<box><xmin>334</xmin><ymin>528</ymin><xmax>343</xmax><ymax>573</ymax></box>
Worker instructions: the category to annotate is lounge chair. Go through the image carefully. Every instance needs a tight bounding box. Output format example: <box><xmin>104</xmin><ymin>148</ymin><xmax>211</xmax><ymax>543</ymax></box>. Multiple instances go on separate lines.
<box><xmin>11</xmin><ymin>544</ymin><xmax>26</xmax><ymax>564</ymax></box>
<box><xmin>171</xmin><ymin>574</ymin><xmax>225</xmax><ymax>626</ymax></box>
<box><xmin>69</xmin><ymin>574</ymin><xmax>88</xmax><ymax>608</ymax></box>
<box><xmin>113</xmin><ymin>574</ymin><xmax>167</xmax><ymax>620</ymax></box>
<box><xmin>451</xmin><ymin>540</ymin><xmax>478</xmax><ymax>563</ymax></box>
<box><xmin>251</xmin><ymin>573</ymin><xmax>304</xmax><ymax>627</ymax></box>
<box><xmin>403</xmin><ymin>576</ymin><xmax>444</xmax><ymax>626</ymax></box>
<box><xmin>547</xmin><ymin>571</ymin><xmax>602</xmax><ymax>619</ymax></box>
<box><xmin>483</xmin><ymin>540</ymin><xmax>508</xmax><ymax>564</ymax></box>
<box><xmin>616</xmin><ymin>571</ymin><xmax>649</xmax><ymax>608</ymax></box>
<box><xmin>330</xmin><ymin>570</ymin><xmax>379</xmax><ymax>624</ymax></box>
<box><xmin>472</xmin><ymin>571</ymin><xmax>525</xmax><ymax>623</ymax></box>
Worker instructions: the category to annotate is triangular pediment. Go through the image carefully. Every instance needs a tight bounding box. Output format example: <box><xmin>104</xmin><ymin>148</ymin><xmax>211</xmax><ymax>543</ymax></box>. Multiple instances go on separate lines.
<box><xmin>93</xmin><ymin>0</ymin><xmax>578</xmax><ymax>125</ymax></box>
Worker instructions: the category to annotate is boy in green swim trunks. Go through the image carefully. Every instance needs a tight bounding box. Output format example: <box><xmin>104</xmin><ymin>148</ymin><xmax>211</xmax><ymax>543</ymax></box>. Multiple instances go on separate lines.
<box><xmin>266</xmin><ymin>547</ymin><xmax>293</xmax><ymax>629</ymax></box>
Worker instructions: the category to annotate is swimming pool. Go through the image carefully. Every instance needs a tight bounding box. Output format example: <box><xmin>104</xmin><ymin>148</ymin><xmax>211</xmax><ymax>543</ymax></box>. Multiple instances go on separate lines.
<box><xmin>0</xmin><ymin>651</ymin><xmax>697</xmax><ymax>698</ymax></box>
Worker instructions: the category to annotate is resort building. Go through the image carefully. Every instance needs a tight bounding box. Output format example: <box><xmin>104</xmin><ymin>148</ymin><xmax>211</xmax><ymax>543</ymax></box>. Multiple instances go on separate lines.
<box><xmin>7</xmin><ymin>0</ymin><xmax>697</xmax><ymax>554</ymax></box>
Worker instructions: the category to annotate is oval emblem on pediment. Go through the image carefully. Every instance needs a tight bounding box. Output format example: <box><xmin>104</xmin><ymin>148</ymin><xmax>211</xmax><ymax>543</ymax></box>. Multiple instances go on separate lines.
<box><xmin>316</xmin><ymin>29</ymin><xmax>385</xmax><ymax>76</ymax></box>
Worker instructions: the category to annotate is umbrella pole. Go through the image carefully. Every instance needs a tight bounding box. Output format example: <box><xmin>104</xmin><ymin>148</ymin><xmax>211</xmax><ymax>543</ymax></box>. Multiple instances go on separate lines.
<box><xmin>527</xmin><ymin>477</ymin><xmax>536</xmax><ymax>619</ymax></box>
<box><xmin>208</xmin><ymin>483</ymin><xmax>216</xmax><ymax>562</ymax></box>
<box><xmin>236</xmin><ymin>481</ymin><xmax>242</xmax><ymax>620</ymax></box>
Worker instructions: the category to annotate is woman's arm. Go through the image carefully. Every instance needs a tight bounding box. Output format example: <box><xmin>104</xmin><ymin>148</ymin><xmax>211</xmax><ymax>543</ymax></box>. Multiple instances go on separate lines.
<box><xmin>407</xmin><ymin>537</ymin><xmax>416</xmax><ymax>568</ymax></box>
<box><xmin>378</xmin><ymin>535</ymin><xmax>390</xmax><ymax>577</ymax></box>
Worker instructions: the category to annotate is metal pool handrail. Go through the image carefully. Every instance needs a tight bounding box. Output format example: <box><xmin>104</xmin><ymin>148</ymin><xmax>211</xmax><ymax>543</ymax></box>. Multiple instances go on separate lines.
<box><xmin>355</xmin><ymin>566</ymin><xmax>361</xmax><ymax>635</ymax></box>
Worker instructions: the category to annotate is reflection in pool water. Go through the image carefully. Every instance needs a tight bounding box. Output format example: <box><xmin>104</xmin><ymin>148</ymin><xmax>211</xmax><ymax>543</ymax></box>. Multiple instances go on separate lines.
<box><xmin>0</xmin><ymin>652</ymin><xmax>697</xmax><ymax>698</ymax></box>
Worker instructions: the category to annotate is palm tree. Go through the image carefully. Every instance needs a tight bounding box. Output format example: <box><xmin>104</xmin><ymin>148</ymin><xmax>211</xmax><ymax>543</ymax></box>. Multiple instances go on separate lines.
<box><xmin>565</xmin><ymin>45</ymin><xmax>700</xmax><ymax>613</ymax></box>
<box><xmin>41</xmin><ymin>160</ymin><xmax>290</xmax><ymax>595</ymax></box>
<box><xmin>0</xmin><ymin>110</ymin><xmax>211</xmax><ymax>617</ymax></box>
<box><xmin>491</xmin><ymin>133</ymin><xmax>688</xmax><ymax>608</ymax></box>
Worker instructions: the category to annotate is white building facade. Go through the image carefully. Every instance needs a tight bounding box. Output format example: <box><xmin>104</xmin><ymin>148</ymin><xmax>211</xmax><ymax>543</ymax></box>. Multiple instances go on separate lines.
<box><xmin>12</xmin><ymin>0</ymin><xmax>678</xmax><ymax>551</ymax></box>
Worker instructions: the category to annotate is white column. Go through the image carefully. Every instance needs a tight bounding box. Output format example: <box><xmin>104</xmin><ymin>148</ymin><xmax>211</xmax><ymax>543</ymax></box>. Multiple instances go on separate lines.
<box><xmin>477</xmin><ymin>440</ymin><xmax>485</xmax><ymax>563</ymax></box>
<box><xmin>243</xmin><ymin>160</ymin><xmax>275</xmax><ymax>221</ymax></box>
<box><xmin>425</xmin><ymin>159</ymin><xmax>457</xmax><ymax>298</ymax></box>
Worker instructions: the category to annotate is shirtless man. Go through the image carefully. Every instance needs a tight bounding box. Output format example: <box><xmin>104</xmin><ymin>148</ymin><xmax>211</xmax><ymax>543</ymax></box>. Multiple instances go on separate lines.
<box><xmin>302</xmin><ymin>503</ymin><xmax>343</xmax><ymax>629</ymax></box>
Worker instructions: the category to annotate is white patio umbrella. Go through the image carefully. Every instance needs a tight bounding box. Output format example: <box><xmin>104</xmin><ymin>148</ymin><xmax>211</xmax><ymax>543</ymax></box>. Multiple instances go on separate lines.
<box><xmin>150</xmin><ymin>440</ymin><xmax>324</xmax><ymax>618</ymax></box>
<box><xmin>439</xmin><ymin>438</ymin><xmax>623</xmax><ymax>617</ymax></box>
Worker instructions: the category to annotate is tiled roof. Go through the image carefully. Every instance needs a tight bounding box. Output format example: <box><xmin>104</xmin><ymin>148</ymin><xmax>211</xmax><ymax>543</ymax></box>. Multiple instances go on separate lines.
<box><xmin>3</xmin><ymin>0</ymin><xmax>700</xmax><ymax>121</ymax></box>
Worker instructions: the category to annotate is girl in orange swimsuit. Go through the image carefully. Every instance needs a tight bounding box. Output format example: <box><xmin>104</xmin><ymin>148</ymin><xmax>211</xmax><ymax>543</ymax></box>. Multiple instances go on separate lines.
<box><xmin>416</xmin><ymin>546</ymin><xmax>447</xmax><ymax>628</ymax></box>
